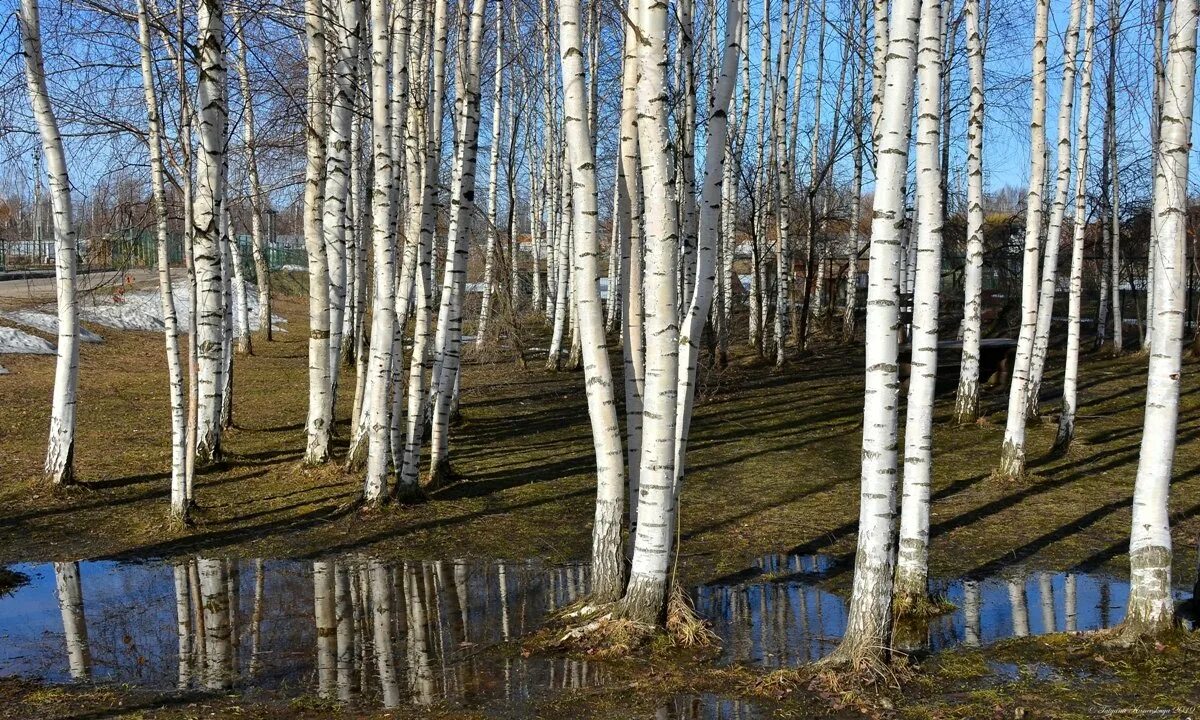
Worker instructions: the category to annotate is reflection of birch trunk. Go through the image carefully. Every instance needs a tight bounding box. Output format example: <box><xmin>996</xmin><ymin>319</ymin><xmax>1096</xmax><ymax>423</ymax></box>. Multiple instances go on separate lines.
<box><xmin>334</xmin><ymin>563</ymin><xmax>355</xmax><ymax>700</ymax></box>
<box><xmin>963</xmin><ymin>580</ymin><xmax>981</xmax><ymax>646</ymax></box>
<box><xmin>248</xmin><ymin>559</ymin><xmax>264</xmax><ymax>677</ymax></box>
<box><xmin>1064</xmin><ymin>574</ymin><xmax>1078</xmax><ymax>632</ymax></box>
<box><xmin>313</xmin><ymin>561</ymin><xmax>337</xmax><ymax>698</ymax></box>
<box><xmin>404</xmin><ymin>563</ymin><xmax>435</xmax><ymax>704</ymax></box>
<box><xmin>226</xmin><ymin>558</ymin><xmax>240</xmax><ymax>678</ymax></box>
<box><xmin>368</xmin><ymin>559</ymin><xmax>400</xmax><ymax>708</ymax></box>
<box><xmin>188</xmin><ymin>560</ymin><xmax>206</xmax><ymax>678</ymax></box>
<box><xmin>173</xmin><ymin>563</ymin><xmax>192</xmax><ymax>688</ymax></box>
<box><xmin>1038</xmin><ymin>573</ymin><xmax>1056</xmax><ymax>633</ymax></box>
<box><xmin>1008</xmin><ymin>578</ymin><xmax>1030</xmax><ymax>637</ymax></box>
<box><xmin>197</xmin><ymin>558</ymin><xmax>233</xmax><ymax>689</ymax></box>
<box><xmin>53</xmin><ymin>561</ymin><xmax>91</xmax><ymax>681</ymax></box>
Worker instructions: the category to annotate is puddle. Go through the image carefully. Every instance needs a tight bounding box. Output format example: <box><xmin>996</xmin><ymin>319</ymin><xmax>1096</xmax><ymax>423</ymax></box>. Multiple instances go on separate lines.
<box><xmin>0</xmin><ymin>557</ymin><xmax>601</xmax><ymax>710</ymax></box>
<box><xmin>0</xmin><ymin>554</ymin><xmax>1189</xmax><ymax>711</ymax></box>
<box><xmin>699</xmin><ymin>561</ymin><xmax>1190</xmax><ymax>667</ymax></box>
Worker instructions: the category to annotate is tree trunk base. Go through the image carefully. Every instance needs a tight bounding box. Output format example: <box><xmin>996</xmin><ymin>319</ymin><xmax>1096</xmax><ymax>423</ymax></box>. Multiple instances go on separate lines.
<box><xmin>892</xmin><ymin>589</ymin><xmax>955</xmax><ymax>621</ymax></box>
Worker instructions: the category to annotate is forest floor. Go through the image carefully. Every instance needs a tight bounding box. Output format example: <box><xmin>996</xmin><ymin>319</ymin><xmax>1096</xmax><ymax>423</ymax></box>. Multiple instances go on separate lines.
<box><xmin>3</xmin><ymin>282</ymin><xmax>1200</xmax><ymax>718</ymax></box>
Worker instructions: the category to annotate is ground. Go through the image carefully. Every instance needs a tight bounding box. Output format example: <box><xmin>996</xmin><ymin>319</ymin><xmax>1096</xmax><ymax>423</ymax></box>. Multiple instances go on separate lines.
<box><xmin>2</xmin><ymin>282</ymin><xmax>1200</xmax><ymax>718</ymax></box>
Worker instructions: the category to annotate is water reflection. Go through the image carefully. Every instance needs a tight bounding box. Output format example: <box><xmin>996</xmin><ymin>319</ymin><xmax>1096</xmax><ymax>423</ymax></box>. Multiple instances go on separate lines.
<box><xmin>2</xmin><ymin>557</ymin><xmax>600</xmax><ymax>709</ymax></box>
<box><xmin>697</xmin><ymin>556</ymin><xmax>1189</xmax><ymax>667</ymax></box>
<box><xmin>0</xmin><ymin>553</ymin><xmax>1190</xmax><ymax>709</ymax></box>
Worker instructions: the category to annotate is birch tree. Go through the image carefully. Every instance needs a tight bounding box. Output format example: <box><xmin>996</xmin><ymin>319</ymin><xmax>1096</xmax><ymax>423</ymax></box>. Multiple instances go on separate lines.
<box><xmin>616</xmin><ymin>0</ymin><xmax>682</xmax><ymax>624</ymax></box>
<box><xmin>1121</xmin><ymin>0</ymin><xmax>1197</xmax><ymax>639</ymax></box>
<box><xmin>1026</xmin><ymin>0</ymin><xmax>1083</xmax><ymax>415</ymax></box>
<box><xmin>362</xmin><ymin>0</ymin><xmax>397</xmax><ymax>506</ymax></box>
<box><xmin>323</xmin><ymin>0</ymin><xmax>363</xmax><ymax>412</ymax></box>
<box><xmin>895</xmin><ymin>0</ymin><xmax>945</xmax><ymax>616</ymax></box>
<box><xmin>1055</xmin><ymin>0</ymin><xmax>1096</xmax><ymax>452</ymax></box>
<box><xmin>303</xmin><ymin>0</ymin><xmax>333</xmax><ymax>464</ymax></box>
<box><xmin>428</xmin><ymin>0</ymin><xmax>487</xmax><ymax>487</ymax></box>
<box><xmin>194</xmin><ymin>0</ymin><xmax>228</xmax><ymax>465</ymax></box>
<box><xmin>557</xmin><ymin>0</ymin><xmax>629</xmax><ymax>603</ymax></box>
<box><xmin>54</xmin><ymin>561</ymin><xmax>91</xmax><ymax>680</ymax></box>
<box><xmin>997</xmin><ymin>0</ymin><xmax>1049</xmax><ymax>481</ymax></box>
<box><xmin>674</xmin><ymin>0</ymin><xmax>742</xmax><ymax>512</ymax></box>
<box><xmin>20</xmin><ymin>0</ymin><xmax>80</xmax><ymax>486</ymax></box>
<box><xmin>136</xmin><ymin>0</ymin><xmax>188</xmax><ymax>518</ymax></box>
<box><xmin>477</xmin><ymin>6</ymin><xmax>504</xmax><ymax>346</ymax></box>
<box><xmin>953</xmin><ymin>0</ymin><xmax>986</xmax><ymax>424</ymax></box>
<box><xmin>822</xmin><ymin>0</ymin><xmax>920</xmax><ymax>667</ymax></box>
<box><xmin>399</xmin><ymin>0</ymin><xmax>448</xmax><ymax>500</ymax></box>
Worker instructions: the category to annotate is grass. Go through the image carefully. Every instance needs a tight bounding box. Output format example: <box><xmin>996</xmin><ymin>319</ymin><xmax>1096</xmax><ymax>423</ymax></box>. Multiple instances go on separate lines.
<box><xmin>3</xmin><ymin>289</ymin><xmax>1200</xmax><ymax>716</ymax></box>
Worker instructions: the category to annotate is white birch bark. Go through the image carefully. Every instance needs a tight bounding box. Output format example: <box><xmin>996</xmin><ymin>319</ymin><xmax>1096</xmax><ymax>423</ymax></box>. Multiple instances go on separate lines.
<box><xmin>194</xmin><ymin>0</ymin><xmax>227</xmax><ymax>465</ymax></box>
<box><xmin>617</xmin><ymin>15</ymin><xmax>646</xmax><ymax>538</ymax></box>
<box><xmin>895</xmin><ymin>0</ymin><xmax>944</xmax><ymax>611</ymax></box>
<box><xmin>547</xmin><ymin>163</ymin><xmax>573</xmax><ymax>369</ymax></box>
<box><xmin>20</xmin><ymin>0</ymin><xmax>79</xmax><ymax>486</ymax></box>
<box><xmin>557</xmin><ymin>0</ymin><xmax>628</xmax><ymax>602</ymax></box>
<box><xmin>136</xmin><ymin>0</ymin><xmax>188</xmax><ymax>517</ymax></box>
<box><xmin>323</xmin><ymin>0</ymin><xmax>362</xmax><ymax>413</ymax></box>
<box><xmin>1144</xmin><ymin>0</ymin><xmax>1167</xmax><ymax>353</ymax></box>
<box><xmin>618</xmin><ymin>0</ymin><xmax>681</xmax><ymax>624</ymax></box>
<box><xmin>173</xmin><ymin>563</ymin><xmax>193</xmax><ymax>688</ymax></box>
<box><xmin>823</xmin><ymin>0</ymin><xmax>919</xmax><ymax>666</ymax></box>
<box><xmin>953</xmin><ymin>0</ymin><xmax>986</xmax><ymax>424</ymax></box>
<box><xmin>1124</xmin><ymin>0</ymin><xmax>1197</xmax><ymax>636</ymax></box>
<box><xmin>477</xmin><ymin>6</ymin><xmax>504</xmax><ymax>347</ymax></box>
<box><xmin>772</xmin><ymin>0</ymin><xmax>794</xmax><ymax>367</ymax></box>
<box><xmin>363</xmin><ymin>0</ymin><xmax>397</xmax><ymax>505</ymax></box>
<box><xmin>229</xmin><ymin>222</ymin><xmax>252</xmax><ymax>356</ymax></box>
<box><xmin>1026</xmin><ymin>0</ymin><xmax>1082</xmax><ymax>415</ymax></box>
<box><xmin>1056</xmin><ymin>0</ymin><xmax>1096</xmax><ymax>451</ymax></box>
<box><xmin>997</xmin><ymin>0</ymin><xmax>1049</xmax><ymax>480</ymax></box>
<box><xmin>53</xmin><ymin>561</ymin><xmax>91</xmax><ymax>681</ymax></box>
<box><xmin>674</xmin><ymin>0</ymin><xmax>742</xmax><ymax>497</ymax></box>
<box><xmin>304</xmin><ymin>0</ymin><xmax>333</xmax><ymax>464</ymax></box>
<box><xmin>427</xmin><ymin>0</ymin><xmax>488</xmax><ymax>486</ymax></box>
<box><xmin>399</xmin><ymin>0</ymin><xmax>448</xmax><ymax>499</ymax></box>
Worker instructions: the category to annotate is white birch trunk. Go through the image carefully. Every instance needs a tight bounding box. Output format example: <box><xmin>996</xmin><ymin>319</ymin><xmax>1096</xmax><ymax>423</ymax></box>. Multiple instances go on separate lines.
<box><xmin>998</xmin><ymin>0</ymin><xmax>1049</xmax><ymax>480</ymax></box>
<box><xmin>20</xmin><ymin>0</ymin><xmax>79</xmax><ymax>486</ymax></box>
<box><xmin>323</xmin><ymin>0</ymin><xmax>362</xmax><ymax>415</ymax></box>
<box><xmin>304</xmin><ymin>0</ymin><xmax>333</xmax><ymax>464</ymax></box>
<box><xmin>1026</xmin><ymin>0</ymin><xmax>1082</xmax><ymax>415</ymax></box>
<box><xmin>477</xmin><ymin>7</ymin><xmax>504</xmax><ymax>347</ymax></box>
<box><xmin>673</xmin><ymin>0</ymin><xmax>742</xmax><ymax>498</ymax></box>
<box><xmin>824</xmin><ymin>0</ymin><xmax>919</xmax><ymax>665</ymax></box>
<box><xmin>368</xmin><ymin>559</ymin><xmax>400</xmax><ymax>707</ymax></box>
<box><xmin>399</xmin><ymin>0</ymin><xmax>448</xmax><ymax>499</ymax></box>
<box><xmin>136</xmin><ymin>0</ymin><xmax>188</xmax><ymax>517</ymax></box>
<box><xmin>895</xmin><ymin>0</ymin><xmax>944</xmax><ymax>611</ymax></box>
<box><xmin>1124</xmin><ymin>0</ymin><xmax>1197</xmax><ymax>636</ymax></box>
<box><xmin>557</xmin><ymin>0</ymin><xmax>628</xmax><ymax>602</ymax></box>
<box><xmin>953</xmin><ymin>0</ymin><xmax>986</xmax><ymax>424</ymax></box>
<box><xmin>363</xmin><ymin>0</ymin><xmax>397</xmax><ymax>505</ymax></box>
<box><xmin>618</xmin><ymin>0</ymin><xmax>681</xmax><ymax>625</ymax></box>
<box><xmin>313</xmin><ymin>560</ymin><xmax>337</xmax><ymax>698</ymax></box>
<box><xmin>194</xmin><ymin>0</ymin><xmax>227</xmax><ymax>465</ymax></box>
<box><xmin>1056</xmin><ymin>0</ymin><xmax>1096</xmax><ymax>451</ymax></box>
<box><xmin>617</xmin><ymin>17</ymin><xmax>646</xmax><ymax>539</ymax></box>
<box><xmin>427</xmin><ymin>0</ymin><xmax>488</xmax><ymax>486</ymax></box>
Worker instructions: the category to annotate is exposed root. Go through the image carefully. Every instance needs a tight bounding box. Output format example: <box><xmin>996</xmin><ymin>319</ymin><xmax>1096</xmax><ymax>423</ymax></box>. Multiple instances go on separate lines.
<box><xmin>528</xmin><ymin>585</ymin><xmax>719</xmax><ymax>659</ymax></box>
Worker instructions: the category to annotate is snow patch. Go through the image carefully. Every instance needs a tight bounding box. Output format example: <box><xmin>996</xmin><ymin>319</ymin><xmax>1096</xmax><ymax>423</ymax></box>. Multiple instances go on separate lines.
<box><xmin>0</xmin><ymin>310</ymin><xmax>104</xmax><ymax>343</ymax></box>
<box><xmin>0</xmin><ymin>364</ymin><xmax>8</xmax><ymax>375</ymax></box>
<box><xmin>0</xmin><ymin>326</ymin><xmax>56</xmax><ymax>355</ymax></box>
<box><xmin>67</xmin><ymin>282</ymin><xmax>286</xmax><ymax>336</ymax></box>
